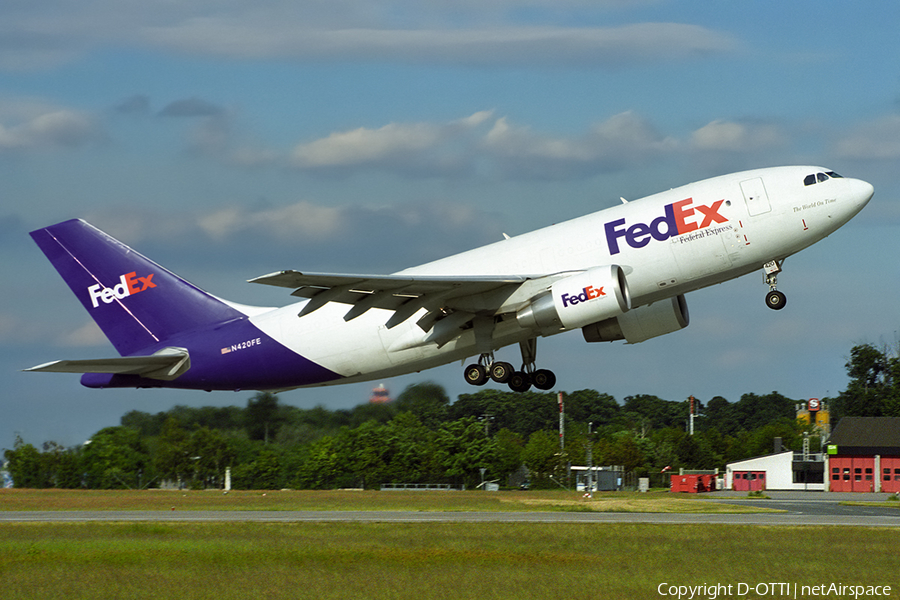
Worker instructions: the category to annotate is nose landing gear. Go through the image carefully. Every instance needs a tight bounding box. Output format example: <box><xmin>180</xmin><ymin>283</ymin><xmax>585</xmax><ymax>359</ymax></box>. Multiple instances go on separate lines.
<box><xmin>463</xmin><ymin>339</ymin><xmax>556</xmax><ymax>392</ymax></box>
<box><xmin>763</xmin><ymin>260</ymin><xmax>786</xmax><ymax>310</ymax></box>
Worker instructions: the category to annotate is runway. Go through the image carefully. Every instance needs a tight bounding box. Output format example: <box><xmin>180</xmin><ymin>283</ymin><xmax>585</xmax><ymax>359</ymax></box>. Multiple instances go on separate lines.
<box><xmin>2</xmin><ymin>491</ymin><xmax>897</xmax><ymax>527</ymax></box>
<box><xmin>2</xmin><ymin>508</ymin><xmax>899</xmax><ymax>527</ymax></box>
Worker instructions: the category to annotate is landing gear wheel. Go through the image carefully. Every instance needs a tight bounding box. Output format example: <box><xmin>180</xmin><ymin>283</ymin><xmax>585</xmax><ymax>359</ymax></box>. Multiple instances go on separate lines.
<box><xmin>532</xmin><ymin>369</ymin><xmax>556</xmax><ymax>391</ymax></box>
<box><xmin>765</xmin><ymin>290</ymin><xmax>787</xmax><ymax>311</ymax></box>
<box><xmin>464</xmin><ymin>364</ymin><xmax>488</xmax><ymax>386</ymax></box>
<box><xmin>508</xmin><ymin>371</ymin><xmax>532</xmax><ymax>393</ymax></box>
<box><xmin>489</xmin><ymin>361</ymin><xmax>514</xmax><ymax>384</ymax></box>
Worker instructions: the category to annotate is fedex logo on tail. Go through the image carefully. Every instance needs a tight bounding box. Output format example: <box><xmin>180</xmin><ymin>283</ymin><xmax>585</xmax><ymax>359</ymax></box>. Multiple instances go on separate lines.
<box><xmin>605</xmin><ymin>198</ymin><xmax>727</xmax><ymax>255</ymax></box>
<box><xmin>88</xmin><ymin>272</ymin><xmax>156</xmax><ymax>308</ymax></box>
<box><xmin>561</xmin><ymin>285</ymin><xmax>604</xmax><ymax>307</ymax></box>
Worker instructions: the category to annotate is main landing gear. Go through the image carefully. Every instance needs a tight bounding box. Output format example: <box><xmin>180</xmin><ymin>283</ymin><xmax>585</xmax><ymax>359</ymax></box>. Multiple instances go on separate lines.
<box><xmin>763</xmin><ymin>260</ymin><xmax>787</xmax><ymax>310</ymax></box>
<box><xmin>463</xmin><ymin>339</ymin><xmax>556</xmax><ymax>393</ymax></box>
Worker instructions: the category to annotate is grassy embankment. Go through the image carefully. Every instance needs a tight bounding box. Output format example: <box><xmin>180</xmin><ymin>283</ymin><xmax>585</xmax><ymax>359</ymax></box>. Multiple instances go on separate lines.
<box><xmin>0</xmin><ymin>487</ymin><xmax>772</xmax><ymax>513</ymax></box>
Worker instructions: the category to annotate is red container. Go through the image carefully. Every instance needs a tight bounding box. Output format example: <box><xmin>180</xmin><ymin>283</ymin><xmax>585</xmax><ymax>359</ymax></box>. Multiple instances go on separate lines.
<box><xmin>670</xmin><ymin>474</ymin><xmax>716</xmax><ymax>493</ymax></box>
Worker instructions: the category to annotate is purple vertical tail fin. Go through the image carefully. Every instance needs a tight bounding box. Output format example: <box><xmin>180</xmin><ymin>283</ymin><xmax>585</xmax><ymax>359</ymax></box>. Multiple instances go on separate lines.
<box><xmin>31</xmin><ymin>219</ymin><xmax>245</xmax><ymax>356</ymax></box>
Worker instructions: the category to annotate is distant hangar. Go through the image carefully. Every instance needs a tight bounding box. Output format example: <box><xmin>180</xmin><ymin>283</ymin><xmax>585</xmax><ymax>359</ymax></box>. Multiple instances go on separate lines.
<box><xmin>724</xmin><ymin>417</ymin><xmax>900</xmax><ymax>493</ymax></box>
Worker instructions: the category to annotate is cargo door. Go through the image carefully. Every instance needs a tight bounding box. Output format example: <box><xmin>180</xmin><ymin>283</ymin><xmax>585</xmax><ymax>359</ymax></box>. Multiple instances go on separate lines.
<box><xmin>741</xmin><ymin>177</ymin><xmax>771</xmax><ymax>216</ymax></box>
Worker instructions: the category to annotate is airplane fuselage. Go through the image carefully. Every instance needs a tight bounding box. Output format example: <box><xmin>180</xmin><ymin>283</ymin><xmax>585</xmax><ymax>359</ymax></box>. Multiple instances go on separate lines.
<box><xmin>221</xmin><ymin>166</ymin><xmax>870</xmax><ymax>390</ymax></box>
<box><xmin>30</xmin><ymin>166</ymin><xmax>874</xmax><ymax>392</ymax></box>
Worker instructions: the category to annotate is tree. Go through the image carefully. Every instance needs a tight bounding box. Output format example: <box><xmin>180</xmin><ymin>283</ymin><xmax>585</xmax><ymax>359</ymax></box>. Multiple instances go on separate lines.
<box><xmin>674</xmin><ymin>433</ymin><xmax>717</xmax><ymax>470</ymax></box>
<box><xmin>153</xmin><ymin>417</ymin><xmax>191</xmax><ymax>486</ymax></box>
<box><xmin>42</xmin><ymin>441</ymin><xmax>82</xmax><ymax>489</ymax></box>
<box><xmin>233</xmin><ymin>448</ymin><xmax>282</xmax><ymax>489</ymax></box>
<box><xmin>835</xmin><ymin>343</ymin><xmax>900</xmax><ymax>419</ymax></box>
<box><xmin>294</xmin><ymin>436</ymin><xmax>340</xmax><ymax>489</ymax></box>
<box><xmin>4</xmin><ymin>436</ymin><xmax>46</xmax><ymax>488</ymax></box>
<box><xmin>452</xmin><ymin>389</ymin><xmax>559</xmax><ymax>436</ymax></box>
<box><xmin>433</xmin><ymin>417</ymin><xmax>494</xmax><ymax>487</ymax></box>
<box><xmin>490</xmin><ymin>428</ymin><xmax>525</xmax><ymax>485</ymax></box>
<box><xmin>730</xmin><ymin>392</ymin><xmax>795</xmax><ymax>432</ymax></box>
<box><xmin>565</xmin><ymin>390</ymin><xmax>620</xmax><ymax>427</ymax></box>
<box><xmin>188</xmin><ymin>427</ymin><xmax>237</xmax><ymax>488</ymax></box>
<box><xmin>245</xmin><ymin>392</ymin><xmax>282</xmax><ymax>443</ymax></box>
<box><xmin>81</xmin><ymin>427</ymin><xmax>150</xmax><ymax>489</ymax></box>
<box><xmin>622</xmin><ymin>394</ymin><xmax>685</xmax><ymax>432</ymax></box>
<box><xmin>522</xmin><ymin>430</ymin><xmax>562</xmax><ymax>488</ymax></box>
<box><xmin>599</xmin><ymin>430</ymin><xmax>647</xmax><ymax>473</ymax></box>
<box><xmin>702</xmin><ymin>396</ymin><xmax>739</xmax><ymax>435</ymax></box>
<box><xmin>394</xmin><ymin>382</ymin><xmax>450</xmax><ymax>428</ymax></box>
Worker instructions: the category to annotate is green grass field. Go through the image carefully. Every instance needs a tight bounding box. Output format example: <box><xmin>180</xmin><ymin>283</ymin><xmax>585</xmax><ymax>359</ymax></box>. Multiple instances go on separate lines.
<box><xmin>2</xmin><ymin>522</ymin><xmax>898</xmax><ymax>600</ymax></box>
<box><xmin>1</xmin><ymin>490</ymin><xmax>898</xmax><ymax>599</ymax></box>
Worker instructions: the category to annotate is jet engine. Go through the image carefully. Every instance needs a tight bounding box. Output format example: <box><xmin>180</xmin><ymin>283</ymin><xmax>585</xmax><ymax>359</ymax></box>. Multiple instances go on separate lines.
<box><xmin>581</xmin><ymin>294</ymin><xmax>689</xmax><ymax>344</ymax></box>
<box><xmin>516</xmin><ymin>265</ymin><xmax>631</xmax><ymax>333</ymax></box>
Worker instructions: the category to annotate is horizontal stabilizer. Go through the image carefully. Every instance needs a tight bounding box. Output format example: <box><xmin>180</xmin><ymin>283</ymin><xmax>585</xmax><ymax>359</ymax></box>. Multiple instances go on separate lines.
<box><xmin>24</xmin><ymin>347</ymin><xmax>191</xmax><ymax>381</ymax></box>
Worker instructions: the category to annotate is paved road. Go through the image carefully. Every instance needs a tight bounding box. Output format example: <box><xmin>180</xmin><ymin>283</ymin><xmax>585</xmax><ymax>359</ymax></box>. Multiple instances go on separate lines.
<box><xmin>702</xmin><ymin>491</ymin><xmax>900</xmax><ymax>520</ymax></box>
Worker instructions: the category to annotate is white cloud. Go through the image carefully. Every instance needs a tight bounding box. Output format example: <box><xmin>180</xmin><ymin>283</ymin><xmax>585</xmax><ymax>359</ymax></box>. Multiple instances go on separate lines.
<box><xmin>0</xmin><ymin>109</ymin><xmax>103</xmax><ymax>151</ymax></box>
<box><xmin>833</xmin><ymin>115</ymin><xmax>900</xmax><ymax>161</ymax></box>
<box><xmin>82</xmin><ymin>197</ymin><xmax>506</xmax><ymax>276</ymax></box>
<box><xmin>290</xmin><ymin>111</ymin><xmax>492</xmax><ymax>175</ymax></box>
<box><xmin>287</xmin><ymin>110</ymin><xmax>676</xmax><ymax>180</ymax></box>
<box><xmin>0</xmin><ymin>2</ymin><xmax>737</xmax><ymax>71</ymax></box>
<box><xmin>689</xmin><ymin>119</ymin><xmax>786</xmax><ymax>153</ymax></box>
<box><xmin>58</xmin><ymin>321</ymin><xmax>108</xmax><ymax>347</ymax></box>
<box><xmin>483</xmin><ymin>111</ymin><xmax>676</xmax><ymax>178</ymax></box>
<box><xmin>292</xmin><ymin>122</ymin><xmax>444</xmax><ymax>168</ymax></box>
<box><xmin>144</xmin><ymin>22</ymin><xmax>736</xmax><ymax>67</ymax></box>
<box><xmin>198</xmin><ymin>202</ymin><xmax>345</xmax><ymax>243</ymax></box>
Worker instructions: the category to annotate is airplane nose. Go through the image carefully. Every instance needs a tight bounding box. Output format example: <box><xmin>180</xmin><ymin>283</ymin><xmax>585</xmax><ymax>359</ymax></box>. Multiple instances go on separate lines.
<box><xmin>837</xmin><ymin>178</ymin><xmax>874</xmax><ymax>223</ymax></box>
<box><xmin>851</xmin><ymin>178</ymin><xmax>875</xmax><ymax>207</ymax></box>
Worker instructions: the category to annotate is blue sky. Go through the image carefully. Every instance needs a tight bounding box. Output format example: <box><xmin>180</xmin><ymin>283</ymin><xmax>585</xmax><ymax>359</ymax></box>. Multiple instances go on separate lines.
<box><xmin>3</xmin><ymin>1</ymin><xmax>900</xmax><ymax>451</ymax></box>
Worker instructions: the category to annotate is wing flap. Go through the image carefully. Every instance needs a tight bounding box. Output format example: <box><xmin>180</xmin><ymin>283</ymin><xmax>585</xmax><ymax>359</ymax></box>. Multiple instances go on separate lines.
<box><xmin>24</xmin><ymin>347</ymin><xmax>191</xmax><ymax>381</ymax></box>
<box><xmin>249</xmin><ymin>270</ymin><xmax>535</xmax><ymax>325</ymax></box>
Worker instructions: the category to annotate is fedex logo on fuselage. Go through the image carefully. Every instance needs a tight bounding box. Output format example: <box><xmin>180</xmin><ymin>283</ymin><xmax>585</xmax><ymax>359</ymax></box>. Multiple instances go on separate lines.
<box><xmin>88</xmin><ymin>272</ymin><xmax>156</xmax><ymax>308</ymax></box>
<box><xmin>561</xmin><ymin>285</ymin><xmax>605</xmax><ymax>308</ymax></box>
<box><xmin>604</xmin><ymin>198</ymin><xmax>727</xmax><ymax>255</ymax></box>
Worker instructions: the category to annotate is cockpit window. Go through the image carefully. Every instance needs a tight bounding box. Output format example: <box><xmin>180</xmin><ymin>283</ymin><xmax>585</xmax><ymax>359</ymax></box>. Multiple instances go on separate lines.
<box><xmin>804</xmin><ymin>171</ymin><xmax>842</xmax><ymax>186</ymax></box>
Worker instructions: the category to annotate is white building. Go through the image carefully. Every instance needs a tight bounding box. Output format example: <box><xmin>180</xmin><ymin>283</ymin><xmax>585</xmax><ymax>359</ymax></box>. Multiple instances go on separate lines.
<box><xmin>725</xmin><ymin>450</ymin><xmax>825</xmax><ymax>492</ymax></box>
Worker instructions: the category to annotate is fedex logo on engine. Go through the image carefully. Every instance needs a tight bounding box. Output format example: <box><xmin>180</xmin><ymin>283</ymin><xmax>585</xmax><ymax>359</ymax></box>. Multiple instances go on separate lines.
<box><xmin>88</xmin><ymin>272</ymin><xmax>156</xmax><ymax>308</ymax></box>
<box><xmin>604</xmin><ymin>198</ymin><xmax>727</xmax><ymax>255</ymax></box>
<box><xmin>561</xmin><ymin>285</ymin><xmax>605</xmax><ymax>308</ymax></box>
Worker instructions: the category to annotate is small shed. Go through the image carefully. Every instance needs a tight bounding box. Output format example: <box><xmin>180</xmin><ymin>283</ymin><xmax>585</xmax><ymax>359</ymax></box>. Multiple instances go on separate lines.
<box><xmin>726</xmin><ymin>451</ymin><xmax>794</xmax><ymax>491</ymax></box>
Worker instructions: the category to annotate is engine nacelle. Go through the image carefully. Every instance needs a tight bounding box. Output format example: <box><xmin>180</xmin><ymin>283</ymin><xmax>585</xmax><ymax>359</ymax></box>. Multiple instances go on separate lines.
<box><xmin>581</xmin><ymin>294</ymin><xmax>689</xmax><ymax>344</ymax></box>
<box><xmin>516</xmin><ymin>265</ymin><xmax>631</xmax><ymax>332</ymax></box>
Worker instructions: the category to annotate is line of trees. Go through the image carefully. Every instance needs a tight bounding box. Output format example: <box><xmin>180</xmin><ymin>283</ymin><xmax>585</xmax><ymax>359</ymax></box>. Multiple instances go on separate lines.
<box><xmin>5</xmin><ymin>342</ymin><xmax>897</xmax><ymax>490</ymax></box>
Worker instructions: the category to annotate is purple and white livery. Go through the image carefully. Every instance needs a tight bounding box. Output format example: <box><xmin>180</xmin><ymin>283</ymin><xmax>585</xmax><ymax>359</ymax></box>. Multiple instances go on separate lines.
<box><xmin>26</xmin><ymin>166</ymin><xmax>873</xmax><ymax>393</ymax></box>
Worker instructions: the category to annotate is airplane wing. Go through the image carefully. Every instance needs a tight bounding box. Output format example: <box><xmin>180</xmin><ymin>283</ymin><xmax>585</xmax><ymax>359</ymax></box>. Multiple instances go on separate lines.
<box><xmin>249</xmin><ymin>270</ymin><xmax>561</xmax><ymax>330</ymax></box>
<box><xmin>24</xmin><ymin>347</ymin><xmax>191</xmax><ymax>381</ymax></box>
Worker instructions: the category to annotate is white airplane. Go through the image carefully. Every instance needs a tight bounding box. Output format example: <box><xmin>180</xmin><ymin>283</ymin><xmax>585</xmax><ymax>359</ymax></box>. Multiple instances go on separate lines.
<box><xmin>26</xmin><ymin>166</ymin><xmax>873</xmax><ymax>393</ymax></box>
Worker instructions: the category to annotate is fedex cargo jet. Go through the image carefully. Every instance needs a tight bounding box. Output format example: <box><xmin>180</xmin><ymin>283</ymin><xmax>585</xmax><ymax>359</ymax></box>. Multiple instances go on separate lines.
<box><xmin>26</xmin><ymin>166</ymin><xmax>873</xmax><ymax>393</ymax></box>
